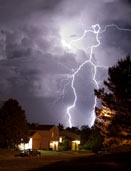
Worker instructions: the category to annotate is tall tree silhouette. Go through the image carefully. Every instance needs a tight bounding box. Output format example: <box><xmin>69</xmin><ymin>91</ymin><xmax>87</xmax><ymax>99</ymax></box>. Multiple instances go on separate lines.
<box><xmin>94</xmin><ymin>55</ymin><xmax>131</xmax><ymax>148</ymax></box>
<box><xmin>0</xmin><ymin>98</ymin><xmax>29</xmax><ymax>149</ymax></box>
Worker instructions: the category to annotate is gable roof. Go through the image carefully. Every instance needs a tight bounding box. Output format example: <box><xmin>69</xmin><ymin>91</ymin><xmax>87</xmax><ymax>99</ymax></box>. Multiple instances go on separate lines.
<box><xmin>29</xmin><ymin>131</ymin><xmax>36</xmax><ymax>136</ymax></box>
<box><xmin>29</xmin><ymin>124</ymin><xmax>56</xmax><ymax>131</ymax></box>
<box><xmin>29</xmin><ymin>131</ymin><xmax>41</xmax><ymax>138</ymax></box>
<box><xmin>60</xmin><ymin>130</ymin><xmax>81</xmax><ymax>140</ymax></box>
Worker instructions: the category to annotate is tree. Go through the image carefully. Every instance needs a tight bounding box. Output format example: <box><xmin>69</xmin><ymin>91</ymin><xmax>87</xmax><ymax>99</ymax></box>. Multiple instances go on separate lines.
<box><xmin>80</xmin><ymin>125</ymin><xmax>91</xmax><ymax>144</ymax></box>
<box><xmin>0</xmin><ymin>98</ymin><xmax>29</xmax><ymax>149</ymax></box>
<box><xmin>57</xmin><ymin>123</ymin><xmax>64</xmax><ymax>131</ymax></box>
<box><xmin>66</xmin><ymin>126</ymin><xmax>80</xmax><ymax>134</ymax></box>
<box><xmin>94</xmin><ymin>55</ymin><xmax>131</xmax><ymax>148</ymax></box>
<box><xmin>79</xmin><ymin>126</ymin><xmax>103</xmax><ymax>152</ymax></box>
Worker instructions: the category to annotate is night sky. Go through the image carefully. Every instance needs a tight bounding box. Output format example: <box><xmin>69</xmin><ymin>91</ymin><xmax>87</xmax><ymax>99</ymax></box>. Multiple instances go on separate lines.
<box><xmin>0</xmin><ymin>0</ymin><xmax>131</xmax><ymax>128</ymax></box>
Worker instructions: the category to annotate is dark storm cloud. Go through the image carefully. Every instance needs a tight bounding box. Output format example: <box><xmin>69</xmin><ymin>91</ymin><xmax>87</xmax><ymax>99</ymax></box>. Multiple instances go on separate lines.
<box><xmin>0</xmin><ymin>0</ymin><xmax>130</xmax><ymax>127</ymax></box>
<box><xmin>0</xmin><ymin>0</ymin><xmax>61</xmax><ymax>25</ymax></box>
<box><xmin>58</xmin><ymin>0</ymin><xmax>131</xmax><ymax>26</ymax></box>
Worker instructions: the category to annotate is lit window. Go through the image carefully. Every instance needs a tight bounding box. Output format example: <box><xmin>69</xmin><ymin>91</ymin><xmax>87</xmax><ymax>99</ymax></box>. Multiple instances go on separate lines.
<box><xmin>59</xmin><ymin>137</ymin><xmax>62</xmax><ymax>143</ymax></box>
<box><xmin>52</xmin><ymin>132</ymin><xmax>54</xmax><ymax>137</ymax></box>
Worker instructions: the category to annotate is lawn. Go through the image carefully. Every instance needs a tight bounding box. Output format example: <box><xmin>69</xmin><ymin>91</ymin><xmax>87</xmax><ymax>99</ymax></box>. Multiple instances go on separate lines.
<box><xmin>0</xmin><ymin>149</ymin><xmax>94</xmax><ymax>171</ymax></box>
<box><xmin>0</xmin><ymin>149</ymin><xmax>131</xmax><ymax>170</ymax></box>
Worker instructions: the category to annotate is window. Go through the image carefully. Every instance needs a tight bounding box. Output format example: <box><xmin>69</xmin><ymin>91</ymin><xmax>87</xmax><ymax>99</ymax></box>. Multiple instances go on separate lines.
<box><xmin>51</xmin><ymin>131</ymin><xmax>54</xmax><ymax>137</ymax></box>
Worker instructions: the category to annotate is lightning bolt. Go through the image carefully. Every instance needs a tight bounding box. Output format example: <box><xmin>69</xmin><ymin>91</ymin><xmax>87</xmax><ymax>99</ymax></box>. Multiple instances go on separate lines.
<box><xmin>53</xmin><ymin>75</ymin><xmax>72</xmax><ymax>105</ymax></box>
<box><xmin>66</xmin><ymin>24</ymin><xmax>101</xmax><ymax>128</ymax></box>
<box><xmin>100</xmin><ymin>24</ymin><xmax>131</xmax><ymax>33</ymax></box>
<box><xmin>61</xmin><ymin>23</ymin><xmax>131</xmax><ymax>128</ymax></box>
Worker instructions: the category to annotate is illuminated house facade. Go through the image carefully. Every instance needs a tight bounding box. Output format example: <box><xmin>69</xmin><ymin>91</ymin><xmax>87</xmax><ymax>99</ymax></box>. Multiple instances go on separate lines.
<box><xmin>19</xmin><ymin>124</ymin><xmax>59</xmax><ymax>151</ymax></box>
<box><xmin>18</xmin><ymin>124</ymin><xmax>81</xmax><ymax>151</ymax></box>
<box><xmin>59</xmin><ymin>130</ymin><xmax>81</xmax><ymax>151</ymax></box>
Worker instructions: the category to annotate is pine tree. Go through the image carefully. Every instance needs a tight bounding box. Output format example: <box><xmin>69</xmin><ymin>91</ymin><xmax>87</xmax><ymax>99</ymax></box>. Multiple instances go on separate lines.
<box><xmin>94</xmin><ymin>55</ymin><xmax>131</xmax><ymax>148</ymax></box>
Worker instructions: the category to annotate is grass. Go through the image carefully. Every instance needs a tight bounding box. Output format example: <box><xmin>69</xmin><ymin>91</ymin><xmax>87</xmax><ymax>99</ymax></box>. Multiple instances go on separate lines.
<box><xmin>1</xmin><ymin>148</ymin><xmax>131</xmax><ymax>170</ymax></box>
<box><xmin>0</xmin><ymin>148</ymin><xmax>92</xmax><ymax>159</ymax></box>
<box><xmin>0</xmin><ymin>148</ymin><xmax>18</xmax><ymax>159</ymax></box>
<box><xmin>0</xmin><ymin>148</ymin><xmax>94</xmax><ymax>171</ymax></box>
<box><xmin>38</xmin><ymin>150</ymin><xmax>59</xmax><ymax>155</ymax></box>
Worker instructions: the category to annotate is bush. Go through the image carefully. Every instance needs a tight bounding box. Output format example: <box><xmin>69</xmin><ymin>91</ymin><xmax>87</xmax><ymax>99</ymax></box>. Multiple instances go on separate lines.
<box><xmin>58</xmin><ymin>140</ymin><xmax>70</xmax><ymax>151</ymax></box>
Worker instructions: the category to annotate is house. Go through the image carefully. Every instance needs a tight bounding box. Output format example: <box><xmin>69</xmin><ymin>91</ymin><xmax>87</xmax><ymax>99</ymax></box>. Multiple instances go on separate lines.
<box><xmin>18</xmin><ymin>124</ymin><xmax>81</xmax><ymax>151</ymax></box>
<box><xmin>19</xmin><ymin>124</ymin><xmax>59</xmax><ymax>151</ymax></box>
<box><xmin>59</xmin><ymin>130</ymin><xmax>81</xmax><ymax>151</ymax></box>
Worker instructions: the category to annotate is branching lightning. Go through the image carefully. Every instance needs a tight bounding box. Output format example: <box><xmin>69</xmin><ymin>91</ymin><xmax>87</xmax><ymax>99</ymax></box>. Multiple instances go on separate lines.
<box><xmin>66</xmin><ymin>24</ymin><xmax>101</xmax><ymax>127</ymax></box>
<box><xmin>60</xmin><ymin>22</ymin><xmax>131</xmax><ymax>128</ymax></box>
